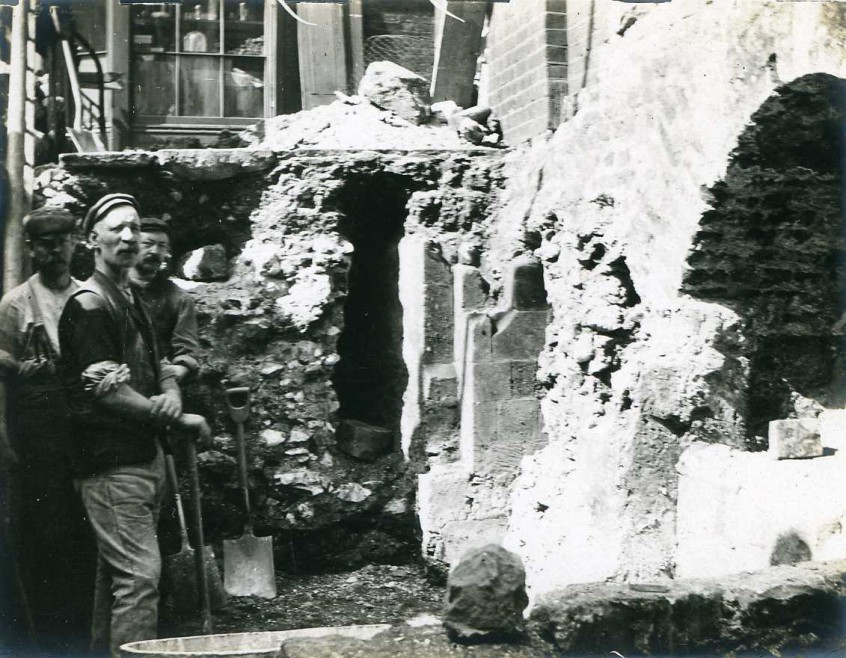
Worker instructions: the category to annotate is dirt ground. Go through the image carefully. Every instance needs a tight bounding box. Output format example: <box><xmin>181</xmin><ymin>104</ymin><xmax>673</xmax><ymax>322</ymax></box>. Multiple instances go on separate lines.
<box><xmin>159</xmin><ymin>562</ymin><xmax>556</xmax><ymax>657</ymax></box>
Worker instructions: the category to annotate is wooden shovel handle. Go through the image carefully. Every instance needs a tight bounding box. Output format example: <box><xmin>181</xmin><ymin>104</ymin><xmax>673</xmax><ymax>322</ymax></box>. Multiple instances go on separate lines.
<box><xmin>185</xmin><ymin>438</ymin><xmax>214</xmax><ymax>634</ymax></box>
<box><xmin>164</xmin><ymin>453</ymin><xmax>191</xmax><ymax>550</ymax></box>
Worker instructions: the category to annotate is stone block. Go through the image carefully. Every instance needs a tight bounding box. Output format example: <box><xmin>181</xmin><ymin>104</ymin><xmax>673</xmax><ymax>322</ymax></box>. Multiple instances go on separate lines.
<box><xmin>358</xmin><ymin>61</ymin><xmax>431</xmax><ymax>125</ymax></box>
<box><xmin>503</xmin><ymin>256</ymin><xmax>548</xmax><ymax>310</ymax></box>
<box><xmin>474</xmin><ymin>400</ymin><xmax>541</xmax><ymax>475</ymax></box>
<box><xmin>510</xmin><ymin>360</ymin><xmax>537</xmax><ymax>397</ymax></box>
<box><xmin>469</xmin><ymin>315</ymin><xmax>494</xmax><ymax>361</ymax></box>
<box><xmin>768</xmin><ymin>419</ymin><xmax>823</xmax><ymax>460</ymax></box>
<box><xmin>444</xmin><ymin>544</ymin><xmax>529</xmax><ymax>641</ymax></box>
<box><xmin>336</xmin><ymin>419</ymin><xmax>394</xmax><ymax>462</ymax></box>
<box><xmin>491</xmin><ymin>310</ymin><xmax>548</xmax><ymax>360</ymax></box>
<box><xmin>473</xmin><ymin>361</ymin><xmax>512</xmax><ymax>401</ymax></box>
<box><xmin>157</xmin><ymin>148</ymin><xmax>276</xmax><ymax>180</ymax></box>
<box><xmin>179</xmin><ymin>244</ymin><xmax>229</xmax><ymax>281</ymax></box>
<box><xmin>422</xmin><ymin>365</ymin><xmax>458</xmax><ymax>402</ymax></box>
<box><xmin>440</xmin><ymin>518</ymin><xmax>509</xmax><ymax>566</ymax></box>
<box><xmin>498</xmin><ymin>399</ymin><xmax>541</xmax><ymax>446</ymax></box>
<box><xmin>473</xmin><ymin>398</ymin><xmax>543</xmax><ymax>474</ymax></box>
<box><xmin>418</xmin><ymin>467</ymin><xmax>472</xmax><ymax>534</ymax></box>
<box><xmin>455</xmin><ymin>265</ymin><xmax>488</xmax><ymax>312</ymax></box>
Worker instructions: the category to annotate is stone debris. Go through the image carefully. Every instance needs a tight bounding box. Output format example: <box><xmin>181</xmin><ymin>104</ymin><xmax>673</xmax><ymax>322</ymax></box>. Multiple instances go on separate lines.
<box><xmin>335</xmin><ymin>483</ymin><xmax>373</xmax><ymax>503</ymax></box>
<box><xmin>357</xmin><ymin>61</ymin><xmax>432</xmax><ymax>125</ymax></box>
<box><xmin>178</xmin><ymin>244</ymin><xmax>228</xmax><ymax>281</ymax></box>
<box><xmin>768</xmin><ymin>419</ymin><xmax>823</xmax><ymax>460</ymax></box>
<box><xmin>443</xmin><ymin>544</ymin><xmax>528</xmax><ymax>641</ymax></box>
<box><xmin>273</xmin><ymin>470</ymin><xmax>327</xmax><ymax>496</ymax></box>
<box><xmin>260</xmin><ymin>428</ymin><xmax>286</xmax><ymax>447</ymax></box>
<box><xmin>260</xmin><ymin>362</ymin><xmax>284</xmax><ymax>378</ymax></box>
<box><xmin>250</xmin><ymin>99</ymin><xmax>474</xmax><ymax>151</ymax></box>
<box><xmin>245</xmin><ymin>62</ymin><xmax>503</xmax><ymax>151</ymax></box>
<box><xmin>336</xmin><ymin>419</ymin><xmax>394</xmax><ymax>463</ymax></box>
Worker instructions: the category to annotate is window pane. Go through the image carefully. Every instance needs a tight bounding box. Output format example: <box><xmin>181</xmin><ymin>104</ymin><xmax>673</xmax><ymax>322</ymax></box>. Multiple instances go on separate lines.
<box><xmin>224</xmin><ymin>57</ymin><xmax>263</xmax><ymax>117</ymax></box>
<box><xmin>223</xmin><ymin>0</ymin><xmax>264</xmax><ymax>55</ymax></box>
<box><xmin>180</xmin><ymin>56</ymin><xmax>220</xmax><ymax>116</ymax></box>
<box><xmin>180</xmin><ymin>0</ymin><xmax>221</xmax><ymax>54</ymax></box>
<box><xmin>132</xmin><ymin>5</ymin><xmax>176</xmax><ymax>53</ymax></box>
<box><xmin>132</xmin><ymin>55</ymin><xmax>176</xmax><ymax>116</ymax></box>
<box><xmin>223</xmin><ymin>0</ymin><xmax>263</xmax><ymax>24</ymax></box>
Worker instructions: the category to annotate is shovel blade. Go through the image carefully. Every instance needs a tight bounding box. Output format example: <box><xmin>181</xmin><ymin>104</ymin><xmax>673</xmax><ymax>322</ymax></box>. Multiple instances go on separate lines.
<box><xmin>223</xmin><ymin>533</ymin><xmax>276</xmax><ymax>599</ymax></box>
<box><xmin>163</xmin><ymin>545</ymin><xmax>228</xmax><ymax>613</ymax></box>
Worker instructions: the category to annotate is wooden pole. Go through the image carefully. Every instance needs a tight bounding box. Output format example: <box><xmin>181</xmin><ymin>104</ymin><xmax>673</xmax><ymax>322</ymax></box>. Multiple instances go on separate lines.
<box><xmin>3</xmin><ymin>0</ymin><xmax>29</xmax><ymax>294</ymax></box>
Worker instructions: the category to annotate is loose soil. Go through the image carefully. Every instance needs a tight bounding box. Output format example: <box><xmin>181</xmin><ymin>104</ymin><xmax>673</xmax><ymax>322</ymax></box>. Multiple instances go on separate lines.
<box><xmin>159</xmin><ymin>563</ymin><xmax>555</xmax><ymax>657</ymax></box>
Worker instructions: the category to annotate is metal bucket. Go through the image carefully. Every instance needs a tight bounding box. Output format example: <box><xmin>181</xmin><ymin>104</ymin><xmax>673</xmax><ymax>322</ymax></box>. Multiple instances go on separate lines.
<box><xmin>119</xmin><ymin>624</ymin><xmax>391</xmax><ymax>658</ymax></box>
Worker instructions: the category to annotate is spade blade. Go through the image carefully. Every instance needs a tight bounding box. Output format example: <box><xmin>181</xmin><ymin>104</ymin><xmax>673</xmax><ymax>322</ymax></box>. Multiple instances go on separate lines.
<box><xmin>223</xmin><ymin>532</ymin><xmax>276</xmax><ymax>599</ymax></box>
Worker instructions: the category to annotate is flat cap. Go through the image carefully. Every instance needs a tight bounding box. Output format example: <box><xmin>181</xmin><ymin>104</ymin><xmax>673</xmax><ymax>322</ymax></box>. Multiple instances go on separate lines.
<box><xmin>83</xmin><ymin>193</ymin><xmax>140</xmax><ymax>234</ymax></box>
<box><xmin>23</xmin><ymin>207</ymin><xmax>76</xmax><ymax>238</ymax></box>
<box><xmin>139</xmin><ymin>217</ymin><xmax>171</xmax><ymax>235</ymax></box>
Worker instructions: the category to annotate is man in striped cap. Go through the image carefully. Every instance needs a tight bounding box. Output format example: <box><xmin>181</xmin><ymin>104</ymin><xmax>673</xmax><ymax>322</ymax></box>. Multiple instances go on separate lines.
<box><xmin>0</xmin><ymin>206</ymin><xmax>94</xmax><ymax>652</ymax></box>
<box><xmin>59</xmin><ymin>193</ymin><xmax>210</xmax><ymax>657</ymax></box>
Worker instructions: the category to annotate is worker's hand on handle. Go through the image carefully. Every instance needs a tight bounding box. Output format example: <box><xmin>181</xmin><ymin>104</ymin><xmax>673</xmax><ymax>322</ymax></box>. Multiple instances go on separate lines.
<box><xmin>150</xmin><ymin>390</ymin><xmax>182</xmax><ymax>425</ymax></box>
<box><xmin>18</xmin><ymin>357</ymin><xmax>53</xmax><ymax>378</ymax></box>
<box><xmin>174</xmin><ymin>412</ymin><xmax>212</xmax><ymax>448</ymax></box>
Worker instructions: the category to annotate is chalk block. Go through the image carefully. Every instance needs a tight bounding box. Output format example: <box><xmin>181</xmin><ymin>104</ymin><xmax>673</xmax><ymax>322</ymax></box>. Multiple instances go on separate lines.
<box><xmin>768</xmin><ymin>419</ymin><xmax>822</xmax><ymax>460</ymax></box>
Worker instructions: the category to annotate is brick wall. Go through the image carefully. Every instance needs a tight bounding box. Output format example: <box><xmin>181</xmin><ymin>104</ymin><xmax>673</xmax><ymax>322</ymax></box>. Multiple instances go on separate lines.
<box><xmin>486</xmin><ymin>0</ymin><xmax>567</xmax><ymax>145</ymax></box>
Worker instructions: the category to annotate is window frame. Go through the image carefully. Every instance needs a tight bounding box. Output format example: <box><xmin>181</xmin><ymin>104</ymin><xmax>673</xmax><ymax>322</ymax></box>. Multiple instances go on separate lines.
<box><xmin>128</xmin><ymin>0</ymin><xmax>275</xmax><ymax>126</ymax></box>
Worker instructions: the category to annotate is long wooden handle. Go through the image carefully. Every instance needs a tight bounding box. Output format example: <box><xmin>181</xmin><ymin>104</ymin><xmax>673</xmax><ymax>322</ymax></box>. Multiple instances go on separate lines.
<box><xmin>164</xmin><ymin>453</ymin><xmax>190</xmax><ymax>551</ymax></box>
<box><xmin>235</xmin><ymin>420</ymin><xmax>253</xmax><ymax>535</ymax></box>
<box><xmin>185</xmin><ymin>439</ymin><xmax>213</xmax><ymax>634</ymax></box>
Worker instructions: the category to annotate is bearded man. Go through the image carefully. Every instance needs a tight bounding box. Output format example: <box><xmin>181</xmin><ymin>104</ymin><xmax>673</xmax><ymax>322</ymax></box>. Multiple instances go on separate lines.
<box><xmin>0</xmin><ymin>207</ymin><xmax>94</xmax><ymax>652</ymax></box>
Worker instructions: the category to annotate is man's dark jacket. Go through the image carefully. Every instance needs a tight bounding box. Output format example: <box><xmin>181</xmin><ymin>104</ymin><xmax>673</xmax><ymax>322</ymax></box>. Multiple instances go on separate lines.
<box><xmin>58</xmin><ymin>269</ymin><xmax>162</xmax><ymax>477</ymax></box>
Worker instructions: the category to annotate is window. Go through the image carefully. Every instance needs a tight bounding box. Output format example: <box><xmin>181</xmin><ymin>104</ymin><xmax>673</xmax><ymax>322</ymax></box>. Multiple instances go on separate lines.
<box><xmin>130</xmin><ymin>0</ymin><xmax>267</xmax><ymax>122</ymax></box>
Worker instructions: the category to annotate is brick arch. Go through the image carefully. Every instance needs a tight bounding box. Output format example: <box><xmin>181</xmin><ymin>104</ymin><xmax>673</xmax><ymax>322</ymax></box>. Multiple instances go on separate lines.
<box><xmin>683</xmin><ymin>73</ymin><xmax>846</xmax><ymax>447</ymax></box>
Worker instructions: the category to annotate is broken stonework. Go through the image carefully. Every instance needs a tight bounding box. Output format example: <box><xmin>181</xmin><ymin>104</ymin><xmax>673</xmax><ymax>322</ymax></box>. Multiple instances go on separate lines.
<box><xmin>768</xmin><ymin>419</ymin><xmax>823</xmax><ymax>460</ymax></box>
<box><xmin>357</xmin><ymin>61</ymin><xmax>431</xmax><ymax>125</ymax></box>
<box><xmin>178</xmin><ymin>244</ymin><xmax>228</xmax><ymax>281</ymax></box>
<box><xmin>443</xmin><ymin>544</ymin><xmax>528</xmax><ymax>641</ymax></box>
<box><xmin>336</xmin><ymin>419</ymin><xmax>394</xmax><ymax>463</ymax></box>
<box><xmin>530</xmin><ymin>561</ymin><xmax>846</xmax><ymax>655</ymax></box>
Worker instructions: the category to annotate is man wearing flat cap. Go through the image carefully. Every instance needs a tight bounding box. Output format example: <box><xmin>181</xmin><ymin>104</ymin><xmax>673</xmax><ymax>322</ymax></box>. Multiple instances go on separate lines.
<box><xmin>0</xmin><ymin>207</ymin><xmax>94</xmax><ymax>652</ymax></box>
<box><xmin>130</xmin><ymin>218</ymin><xmax>201</xmax><ymax>562</ymax></box>
<box><xmin>131</xmin><ymin>217</ymin><xmax>200</xmax><ymax>384</ymax></box>
<box><xmin>58</xmin><ymin>193</ymin><xmax>210</xmax><ymax>657</ymax></box>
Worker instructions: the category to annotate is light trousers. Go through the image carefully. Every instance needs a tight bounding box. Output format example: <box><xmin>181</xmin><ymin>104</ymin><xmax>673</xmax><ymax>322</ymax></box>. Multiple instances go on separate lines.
<box><xmin>78</xmin><ymin>446</ymin><xmax>164</xmax><ymax>658</ymax></box>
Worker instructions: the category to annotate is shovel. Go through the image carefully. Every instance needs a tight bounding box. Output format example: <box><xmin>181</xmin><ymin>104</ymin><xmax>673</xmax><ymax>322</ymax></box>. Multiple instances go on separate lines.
<box><xmin>223</xmin><ymin>387</ymin><xmax>276</xmax><ymax>599</ymax></box>
<box><xmin>161</xmin><ymin>452</ymin><xmax>226</xmax><ymax>618</ymax></box>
